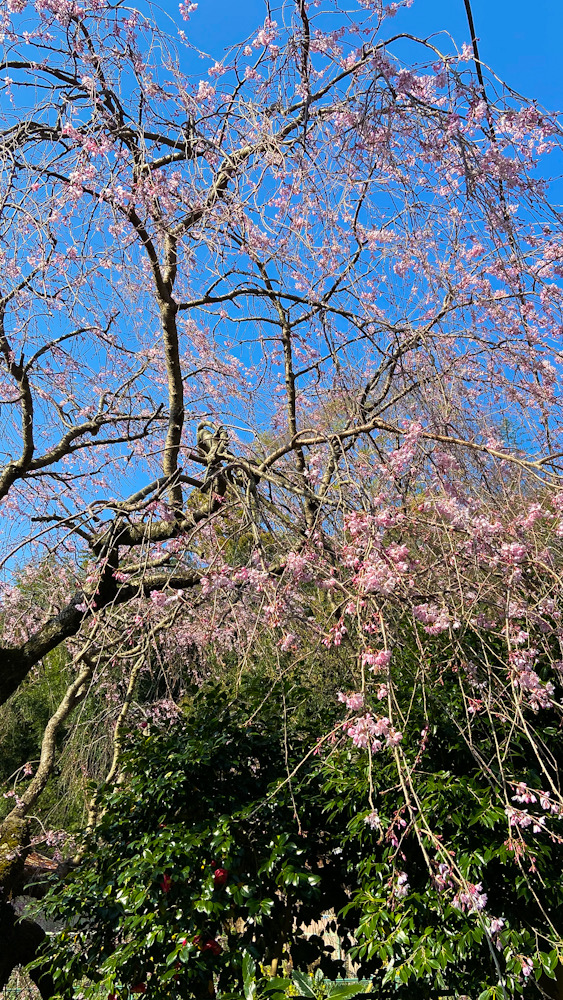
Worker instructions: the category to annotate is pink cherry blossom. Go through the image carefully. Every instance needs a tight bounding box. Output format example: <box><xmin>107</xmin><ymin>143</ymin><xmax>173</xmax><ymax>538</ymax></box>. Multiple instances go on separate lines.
<box><xmin>338</xmin><ymin>691</ymin><xmax>364</xmax><ymax>711</ymax></box>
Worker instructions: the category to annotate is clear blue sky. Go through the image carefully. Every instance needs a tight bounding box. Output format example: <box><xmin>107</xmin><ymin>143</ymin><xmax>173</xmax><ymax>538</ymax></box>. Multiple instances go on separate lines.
<box><xmin>391</xmin><ymin>0</ymin><xmax>563</xmax><ymax>110</ymax></box>
<box><xmin>164</xmin><ymin>0</ymin><xmax>563</xmax><ymax>112</ymax></box>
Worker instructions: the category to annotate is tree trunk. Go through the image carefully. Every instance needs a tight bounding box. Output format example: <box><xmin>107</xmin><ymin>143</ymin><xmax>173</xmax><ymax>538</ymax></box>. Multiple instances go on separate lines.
<box><xmin>0</xmin><ymin>902</ymin><xmax>55</xmax><ymax>999</ymax></box>
<box><xmin>0</xmin><ymin>816</ymin><xmax>56</xmax><ymax>999</ymax></box>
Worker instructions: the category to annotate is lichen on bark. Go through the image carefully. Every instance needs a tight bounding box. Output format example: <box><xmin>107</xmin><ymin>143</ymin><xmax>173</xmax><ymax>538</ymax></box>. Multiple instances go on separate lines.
<box><xmin>0</xmin><ymin>814</ymin><xmax>29</xmax><ymax>894</ymax></box>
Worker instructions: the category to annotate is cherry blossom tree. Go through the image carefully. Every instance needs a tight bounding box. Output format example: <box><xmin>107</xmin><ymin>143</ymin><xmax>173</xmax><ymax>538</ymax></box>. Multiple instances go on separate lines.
<box><xmin>2</xmin><ymin>0</ymin><xmax>563</xmax><ymax>993</ymax></box>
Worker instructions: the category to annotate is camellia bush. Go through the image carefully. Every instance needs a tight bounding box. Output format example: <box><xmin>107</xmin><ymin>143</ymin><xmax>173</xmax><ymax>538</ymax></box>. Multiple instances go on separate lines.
<box><xmin>32</xmin><ymin>679</ymin><xmax>368</xmax><ymax>999</ymax></box>
<box><xmin>34</xmin><ymin>623</ymin><xmax>563</xmax><ymax>1000</ymax></box>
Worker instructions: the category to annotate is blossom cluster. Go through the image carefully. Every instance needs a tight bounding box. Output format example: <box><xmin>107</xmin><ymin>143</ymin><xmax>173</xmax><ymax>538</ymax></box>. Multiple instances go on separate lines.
<box><xmin>346</xmin><ymin>713</ymin><xmax>403</xmax><ymax>752</ymax></box>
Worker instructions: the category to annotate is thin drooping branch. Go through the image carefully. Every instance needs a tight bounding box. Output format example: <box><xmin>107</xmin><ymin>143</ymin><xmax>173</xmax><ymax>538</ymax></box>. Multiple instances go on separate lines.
<box><xmin>0</xmin><ymin>570</ymin><xmax>200</xmax><ymax>707</ymax></box>
<box><xmin>85</xmin><ymin>648</ymin><xmax>147</xmax><ymax>833</ymax></box>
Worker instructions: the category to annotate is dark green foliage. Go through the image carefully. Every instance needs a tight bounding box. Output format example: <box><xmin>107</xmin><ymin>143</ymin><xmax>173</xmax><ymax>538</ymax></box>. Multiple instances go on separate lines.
<box><xmin>33</xmin><ymin>680</ymin><xmax>362</xmax><ymax>1000</ymax></box>
<box><xmin>321</xmin><ymin>657</ymin><xmax>563</xmax><ymax>1000</ymax></box>
<box><xmin>27</xmin><ymin>625</ymin><xmax>563</xmax><ymax>1000</ymax></box>
<box><xmin>0</xmin><ymin>647</ymin><xmax>82</xmax><ymax>826</ymax></box>
<box><xmin>223</xmin><ymin>955</ymin><xmax>371</xmax><ymax>1000</ymax></box>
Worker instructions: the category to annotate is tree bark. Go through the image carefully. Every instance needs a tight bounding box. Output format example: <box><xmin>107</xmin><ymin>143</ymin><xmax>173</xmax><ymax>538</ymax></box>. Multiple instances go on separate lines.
<box><xmin>0</xmin><ymin>901</ymin><xmax>55</xmax><ymax>1000</ymax></box>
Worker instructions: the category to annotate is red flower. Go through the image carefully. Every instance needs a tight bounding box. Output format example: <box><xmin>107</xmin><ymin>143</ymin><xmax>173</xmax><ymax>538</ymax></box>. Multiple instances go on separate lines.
<box><xmin>131</xmin><ymin>985</ymin><xmax>146</xmax><ymax>994</ymax></box>
<box><xmin>193</xmin><ymin>935</ymin><xmax>222</xmax><ymax>955</ymax></box>
<box><xmin>160</xmin><ymin>873</ymin><xmax>172</xmax><ymax>893</ymax></box>
<box><xmin>213</xmin><ymin>867</ymin><xmax>228</xmax><ymax>887</ymax></box>
<box><xmin>203</xmin><ymin>939</ymin><xmax>222</xmax><ymax>956</ymax></box>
